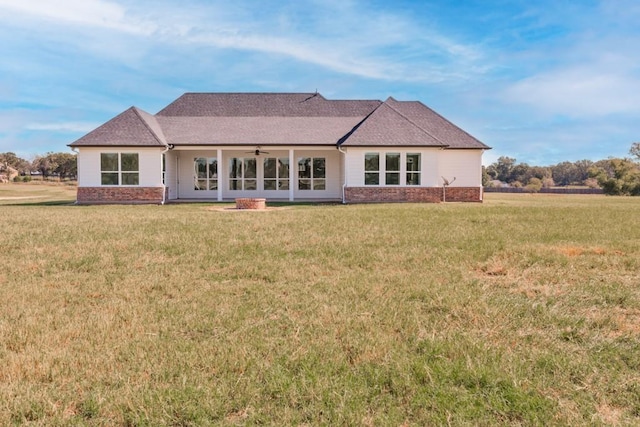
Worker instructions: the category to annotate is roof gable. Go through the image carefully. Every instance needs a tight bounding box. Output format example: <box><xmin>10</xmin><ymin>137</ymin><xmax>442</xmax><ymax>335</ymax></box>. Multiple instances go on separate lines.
<box><xmin>384</xmin><ymin>98</ymin><xmax>489</xmax><ymax>149</ymax></box>
<box><xmin>340</xmin><ymin>102</ymin><xmax>445</xmax><ymax>147</ymax></box>
<box><xmin>69</xmin><ymin>107</ymin><xmax>166</xmax><ymax>147</ymax></box>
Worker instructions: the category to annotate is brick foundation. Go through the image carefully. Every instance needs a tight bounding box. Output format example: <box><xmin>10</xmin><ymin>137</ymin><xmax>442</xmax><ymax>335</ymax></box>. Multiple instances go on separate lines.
<box><xmin>77</xmin><ymin>187</ymin><xmax>165</xmax><ymax>204</ymax></box>
<box><xmin>443</xmin><ymin>187</ymin><xmax>483</xmax><ymax>202</ymax></box>
<box><xmin>235</xmin><ymin>198</ymin><xmax>267</xmax><ymax>209</ymax></box>
<box><xmin>344</xmin><ymin>187</ymin><xmax>482</xmax><ymax>203</ymax></box>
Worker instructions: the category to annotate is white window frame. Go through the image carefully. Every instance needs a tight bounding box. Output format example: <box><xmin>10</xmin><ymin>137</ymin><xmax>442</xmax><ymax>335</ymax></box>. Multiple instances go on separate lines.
<box><xmin>264</xmin><ymin>157</ymin><xmax>290</xmax><ymax>191</ymax></box>
<box><xmin>297</xmin><ymin>157</ymin><xmax>326</xmax><ymax>190</ymax></box>
<box><xmin>364</xmin><ymin>152</ymin><xmax>422</xmax><ymax>186</ymax></box>
<box><xmin>194</xmin><ymin>157</ymin><xmax>218</xmax><ymax>191</ymax></box>
<box><xmin>229</xmin><ymin>157</ymin><xmax>257</xmax><ymax>191</ymax></box>
<box><xmin>406</xmin><ymin>153</ymin><xmax>421</xmax><ymax>186</ymax></box>
<box><xmin>100</xmin><ymin>152</ymin><xmax>139</xmax><ymax>186</ymax></box>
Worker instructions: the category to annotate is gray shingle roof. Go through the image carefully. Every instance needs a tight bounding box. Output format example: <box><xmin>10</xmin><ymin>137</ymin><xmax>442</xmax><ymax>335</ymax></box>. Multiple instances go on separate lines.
<box><xmin>69</xmin><ymin>107</ymin><xmax>166</xmax><ymax>147</ymax></box>
<box><xmin>158</xmin><ymin>116</ymin><xmax>364</xmax><ymax>146</ymax></box>
<box><xmin>339</xmin><ymin>102</ymin><xmax>446</xmax><ymax>147</ymax></box>
<box><xmin>157</xmin><ymin>92</ymin><xmax>381</xmax><ymax>117</ymax></box>
<box><xmin>69</xmin><ymin>93</ymin><xmax>490</xmax><ymax>150</ymax></box>
<box><xmin>383</xmin><ymin>98</ymin><xmax>489</xmax><ymax>149</ymax></box>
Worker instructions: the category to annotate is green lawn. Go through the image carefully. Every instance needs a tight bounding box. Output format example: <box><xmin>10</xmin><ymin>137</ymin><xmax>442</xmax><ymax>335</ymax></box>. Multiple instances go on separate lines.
<box><xmin>1</xmin><ymin>191</ymin><xmax>639</xmax><ymax>425</ymax></box>
<box><xmin>0</xmin><ymin>182</ymin><xmax>77</xmax><ymax>206</ymax></box>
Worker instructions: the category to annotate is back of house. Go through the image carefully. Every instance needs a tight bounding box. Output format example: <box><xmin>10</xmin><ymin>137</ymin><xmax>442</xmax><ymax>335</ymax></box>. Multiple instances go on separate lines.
<box><xmin>69</xmin><ymin>92</ymin><xmax>490</xmax><ymax>204</ymax></box>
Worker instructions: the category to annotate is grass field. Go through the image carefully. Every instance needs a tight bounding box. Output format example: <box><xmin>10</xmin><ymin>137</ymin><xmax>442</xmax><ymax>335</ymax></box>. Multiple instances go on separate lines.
<box><xmin>1</xmin><ymin>184</ymin><xmax>639</xmax><ymax>425</ymax></box>
<box><xmin>0</xmin><ymin>182</ymin><xmax>77</xmax><ymax>206</ymax></box>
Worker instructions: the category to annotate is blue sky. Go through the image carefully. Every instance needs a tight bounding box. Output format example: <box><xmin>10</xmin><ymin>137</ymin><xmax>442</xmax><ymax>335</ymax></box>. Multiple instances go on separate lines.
<box><xmin>1</xmin><ymin>0</ymin><xmax>638</xmax><ymax>165</ymax></box>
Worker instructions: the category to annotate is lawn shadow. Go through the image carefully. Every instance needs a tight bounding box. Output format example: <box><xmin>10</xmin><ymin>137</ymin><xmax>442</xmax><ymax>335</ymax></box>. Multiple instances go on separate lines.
<box><xmin>0</xmin><ymin>200</ymin><xmax>77</xmax><ymax>207</ymax></box>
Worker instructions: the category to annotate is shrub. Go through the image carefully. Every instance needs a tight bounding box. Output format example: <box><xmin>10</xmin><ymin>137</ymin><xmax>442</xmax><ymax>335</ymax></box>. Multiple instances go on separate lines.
<box><xmin>584</xmin><ymin>178</ymin><xmax>599</xmax><ymax>189</ymax></box>
<box><xmin>524</xmin><ymin>177</ymin><xmax>542</xmax><ymax>193</ymax></box>
<box><xmin>591</xmin><ymin>158</ymin><xmax>640</xmax><ymax>195</ymax></box>
<box><xmin>542</xmin><ymin>178</ymin><xmax>555</xmax><ymax>188</ymax></box>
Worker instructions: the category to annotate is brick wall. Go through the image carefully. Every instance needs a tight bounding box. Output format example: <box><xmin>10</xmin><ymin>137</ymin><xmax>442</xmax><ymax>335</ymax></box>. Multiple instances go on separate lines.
<box><xmin>443</xmin><ymin>187</ymin><xmax>482</xmax><ymax>202</ymax></box>
<box><xmin>77</xmin><ymin>187</ymin><xmax>164</xmax><ymax>204</ymax></box>
<box><xmin>235</xmin><ymin>198</ymin><xmax>267</xmax><ymax>209</ymax></box>
<box><xmin>344</xmin><ymin>187</ymin><xmax>482</xmax><ymax>203</ymax></box>
<box><xmin>345</xmin><ymin>187</ymin><xmax>443</xmax><ymax>203</ymax></box>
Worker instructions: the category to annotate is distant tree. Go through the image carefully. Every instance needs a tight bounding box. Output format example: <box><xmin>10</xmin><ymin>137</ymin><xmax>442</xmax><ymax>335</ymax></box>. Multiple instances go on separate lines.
<box><xmin>574</xmin><ymin>159</ymin><xmax>594</xmax><ymax>183</ymax></box>
<box><xmin>591</xmin><ymin>159</ymin><xmax>616</xmax><ymax>178</ymax></box>
<box><xmin>551</xmin><ymin>161</ymin><xmax>579</xmax><ymax>186</ymax></box>
<box><xmin>523</xmin><ymin>165</ymin><xmax>552</xmax><ymax>183</ymax></box>
<box><xmin>551</xmin><ymin>160</ymin><xmax>593</xmax><ymax>186</ymax></box>
<box><xmin>31</xmin><ymin>152</ymin><xmax>77</xmax><ymax>180</ymax></box>
<box><xmin>590</xmin><ymin>158</ymin><xmax>640</xmax><ymax>195</ymax></box>
<box><xmin>51</xmin><ymin>152</ymin><xmax>77</xmax><ymax>180</ymax></box>
<box><xmin>32</xmin><ymin>153</ymin><xmax>58</xmax><ymax>179</ymax></box>
<box><xmin>0</xmin><ymin>152</ymin><xmax>30</xmax><ymax>174</ymax></box>
<box><xmin>481</xmin><ymin>165</ymin><xmax>491</xmax><ymax>186</ymax></box>
<box><xmin>510</xmin><ymin>163</ymin><xmax>531</xmax><ymax>184</ymax></box>
<box><xmin>486</xmin><ymin>156</ymin><xmax>517</xmax><ymax>183</ymax></box>
<box><xmin>630</xmin><ymin>142</ymin><xmax>640</xmax><ymax>161</ymax></box>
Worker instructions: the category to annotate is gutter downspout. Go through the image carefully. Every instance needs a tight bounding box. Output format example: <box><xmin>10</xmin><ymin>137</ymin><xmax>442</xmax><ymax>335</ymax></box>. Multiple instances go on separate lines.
<box><xmin>160</xmin><ymin>144</ymin><xmax>173</xmax><ymax>205</ymax></box>
<box><xmin>337</xmin><ymin>145</ymin><xmax>347</xmax><ymax>204</ymax></box>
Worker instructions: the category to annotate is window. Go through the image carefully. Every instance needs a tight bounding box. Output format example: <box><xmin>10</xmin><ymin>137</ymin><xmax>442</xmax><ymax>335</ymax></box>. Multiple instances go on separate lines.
<box><xmin>194</xmin><ymin>157</ymin><xmax>217</xmax><ymax>190</ymax></box>
<box><xmin>229</xmin><ymin>157</ymin><xmax>257</xmax><ymax>190</ymax></box>
<box><xmin>364</xmin><ymin>153</ymin><xmax>379</xmax><ymax>185</ymax></box>
<box><xmin>385</xmin><ymin>153</ymin><xmax>400</xmax><ymax>185</ymax></box>
<box><xmin>298</xmin><ymin>157</ymin><xmax>325</xmax><ymax>190</ymax></box>
<box><xmin>365</xmin><ymin>152</ymin><xmax>421</xmax><ymax>186</ymax></box>
<box><xmin>264</xmin><ymin>157</ymin><xmax>290</xmax><ymax>190</ymax></box>
<box><xmin>101</xmin><ymin>153</ymin><xmax>139</xmax><ymax>185</ymax></box>
<box><xmin>406</xmin><ymin>153</ymin><xmax>421</xmax><ymax>185</ymax></box>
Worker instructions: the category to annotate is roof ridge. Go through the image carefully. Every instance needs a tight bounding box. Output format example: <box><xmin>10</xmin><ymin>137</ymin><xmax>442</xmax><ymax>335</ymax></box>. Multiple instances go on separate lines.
<box><xmin>336</xmin><ymin>101</ymin><xmax>384</xmax><ymax>146</ymax></box>
<box><xmin>131</xmin><ymin>107</ymin><xmax>166</xmax><ymax>146</ymax></box>
<box><xmin>180</xmin><ymin>91</ymin><xmax>319</xmax><ymax>95</ymax></box>
<box><xmin>382</xmin><ymin>100</ymin><xmax>448</xmax><ymax>147</ymax></box>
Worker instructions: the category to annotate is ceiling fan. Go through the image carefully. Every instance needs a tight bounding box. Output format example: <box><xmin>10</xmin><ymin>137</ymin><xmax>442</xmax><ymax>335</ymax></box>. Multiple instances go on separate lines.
<box><xmin>245</xmin><ymin>146</ymin><xmax>270</xmax><ymax>156</ymax></box>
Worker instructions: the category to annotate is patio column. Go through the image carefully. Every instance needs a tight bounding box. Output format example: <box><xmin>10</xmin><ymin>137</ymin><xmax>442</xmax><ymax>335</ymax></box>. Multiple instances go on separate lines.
<box><xmin>289</xmin><ymin>149</ymin><xmax>294</xmax><ymax>201</ymax></box>
<box><xmin>217</xmin><ymin>148</ymin><xmax>223</xmax><ymax>201</ymax></box>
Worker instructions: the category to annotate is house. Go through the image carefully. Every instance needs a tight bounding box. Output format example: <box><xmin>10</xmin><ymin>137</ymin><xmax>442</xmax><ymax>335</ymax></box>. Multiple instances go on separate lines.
<box><xmin>69</xmin><ymin>92</ymin><xmax>490</xmax><ymax>204</ymax></box>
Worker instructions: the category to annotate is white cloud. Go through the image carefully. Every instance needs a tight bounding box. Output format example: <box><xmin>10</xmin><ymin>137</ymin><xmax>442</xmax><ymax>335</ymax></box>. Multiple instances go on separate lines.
<box><xmin>0</xmin><ymin>0</ymin><xmax>487</xmax><ymax>84</ymax></box>
<box><xmin>505</xmin><ymin>67</ymin><xmax>640</xmax><ymax>117</ymax></box>
<box><xmin>25</xmin><ymin>122</ymin><xmax>99</xmax><ymax>133</ymax></box>
<box><xmin>498</xmin><ymin>0</ymin><xmax>640</xmax><ymax>119</ymax></box>
<box><xmin>0</xmin><ymin>0</ymin><xmax>156</xmax><ymax>35</ymax></box>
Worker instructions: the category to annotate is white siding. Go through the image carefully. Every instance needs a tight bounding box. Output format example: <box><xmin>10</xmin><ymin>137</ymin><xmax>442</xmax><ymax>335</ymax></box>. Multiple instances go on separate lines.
<box><xmin>343</xmin><ymin>147</ymin><xmax>442</xmax><ymax>187</ymax></box>
<box><xmin>76</xmin><ymin>147</ymin><xmax>164</xmax><ymax>187</ymax></box>
<box><xmin>438</xmin><ymin>150</ymin><xmax>483</xmax><ymax>187</ymax></box>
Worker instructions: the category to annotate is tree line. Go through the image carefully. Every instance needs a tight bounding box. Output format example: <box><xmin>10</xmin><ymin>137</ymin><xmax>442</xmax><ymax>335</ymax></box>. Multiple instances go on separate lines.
<box><xmin>484</xmin><ymin>142</ymin><xmax>640</xmax><ymax>196</ymax></box>
<box><xmin>0</xmin><ymin>151</ymin><xmax>77</xmax><ymax>181</ymax></box>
